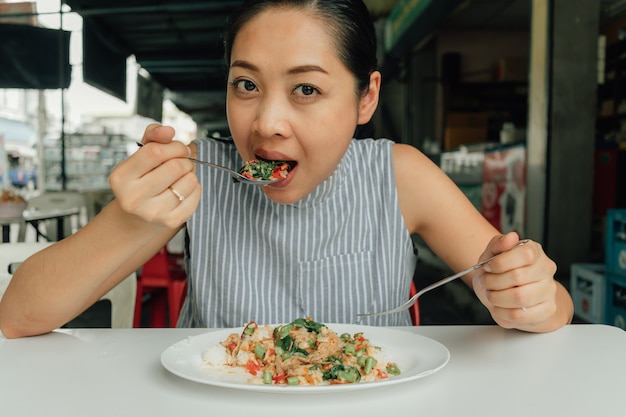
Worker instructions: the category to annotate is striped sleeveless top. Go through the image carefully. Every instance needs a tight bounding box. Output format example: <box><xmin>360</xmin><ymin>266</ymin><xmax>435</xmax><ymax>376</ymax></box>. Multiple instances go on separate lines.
<box><xmin>177</xmin><ymin>137</ymin><xmax>417</xmax><ymax>328</ymax></box>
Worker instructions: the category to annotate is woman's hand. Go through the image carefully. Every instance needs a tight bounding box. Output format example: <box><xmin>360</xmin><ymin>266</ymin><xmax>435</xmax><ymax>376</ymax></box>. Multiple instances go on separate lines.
<box><xmin>109</xmin><ymin>123</ymin><xmax>201</xmax><ymax>229</ymax></box>
<box><xmin>472</xmin><ymin>232</ymin><xmax>572</xmax><ymax>332</ymax></box>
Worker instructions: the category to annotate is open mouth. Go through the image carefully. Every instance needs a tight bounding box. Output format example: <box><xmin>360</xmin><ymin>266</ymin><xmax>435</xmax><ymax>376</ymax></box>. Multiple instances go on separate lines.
<box><xmin>238</xmin><ymin>158</ymin><xmax>298</xmax><ymax>182</ymax></box>
<box><xmin>256</xmin><ymin>157</ymin><xmax>298</xmax><ymax>175</ymax></box>
<box><xmin>263</xmin><ymin>158</ymin><xmax>297</xmax><ymax>172</ymax></box>
<box><xmin>254</xmin><ymin>153</ymin><xmax>295</xmax><ymax>163</ymax></box>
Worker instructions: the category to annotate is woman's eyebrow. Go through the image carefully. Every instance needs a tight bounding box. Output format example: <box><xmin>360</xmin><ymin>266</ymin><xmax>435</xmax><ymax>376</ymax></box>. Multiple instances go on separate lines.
<box><xmin>287</xmin><ymin>65</ymin><xmax>328</xmax><ymax>75</ymax></box>
<box><xmin>230</xmin><ymin>61</ymin><xmax>328</xmax><ymax>76</ymax></box>
<box><xmin>230</xmin><ymin>60</ymin><xmax>258</xmax><ymax>71</ymax></box>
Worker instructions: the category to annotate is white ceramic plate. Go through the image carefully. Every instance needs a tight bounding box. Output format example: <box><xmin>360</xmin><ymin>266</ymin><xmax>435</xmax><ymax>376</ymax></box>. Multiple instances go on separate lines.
<box><xmin>161</xmin><ymin>324</ymin><xmax>450</xmax><ymax>393</ymax></box>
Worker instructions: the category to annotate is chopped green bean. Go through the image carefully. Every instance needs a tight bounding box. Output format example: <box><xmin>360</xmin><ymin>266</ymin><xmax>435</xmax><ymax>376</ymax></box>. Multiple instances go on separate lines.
<box><xmin>386</xmin><ymin>363</ymin><xmax>401</xmax><ymax>375</ymax></box>
<box><xmin>254</xmin><ymin>343</ymin><xmax>266</xmax><ymax>360</ymax></box>
<box><xmin>364</xmin><ymin>357</ymin><xmax>377</xmax><ymax>375</ymax></box>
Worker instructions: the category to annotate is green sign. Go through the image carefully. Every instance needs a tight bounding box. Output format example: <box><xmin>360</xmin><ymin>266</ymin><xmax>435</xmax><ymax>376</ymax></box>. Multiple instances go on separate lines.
<box><xmin>385</xmin><ymin>0</ymin><xmax>434</xmax><ymax>52</ymax></box>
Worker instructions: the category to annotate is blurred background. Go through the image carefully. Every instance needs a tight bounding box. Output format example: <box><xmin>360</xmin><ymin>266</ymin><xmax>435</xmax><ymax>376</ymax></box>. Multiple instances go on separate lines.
<box><xmin>0</xmin><ymin>0</ymin><xmax>625</xmax><ymax>328</ymax></box>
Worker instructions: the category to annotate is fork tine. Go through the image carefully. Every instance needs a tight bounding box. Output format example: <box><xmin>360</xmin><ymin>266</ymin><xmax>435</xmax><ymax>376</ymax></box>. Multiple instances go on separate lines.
<box><xmin>356</xmin><ymin>300</ymin><xmax>414</xmax><ymax>317</ymax></box>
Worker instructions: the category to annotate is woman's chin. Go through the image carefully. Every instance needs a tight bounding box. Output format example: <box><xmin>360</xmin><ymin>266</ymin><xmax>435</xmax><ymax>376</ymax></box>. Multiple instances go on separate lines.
<box><xmin>260</xmin><ymin>166</ymin><xmax>327</xmax><ymax>205</ymax></box>
<box><xmin>261</xmin><ymin>175</ymin><xmax>311</xmax><ymax>205</ymax></box>
<box><xmin>263</xmin><ymin>190</ymin><xmax>302</xmax><ymax>205</ymax></box>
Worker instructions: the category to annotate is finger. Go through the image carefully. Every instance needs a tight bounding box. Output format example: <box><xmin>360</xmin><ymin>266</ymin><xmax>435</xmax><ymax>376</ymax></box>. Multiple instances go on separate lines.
<box><xmin>127</xmin><ymin>141</ymin><xmax>193</xmax><ymax>181</ymax></box>
<box><xmin>158</xmin><ymin>180</ymin><xmax>202</xmax><ymax>229</ymax></box>
<box><xmin>482</xmin><ymin>268</ymin><xmax>530</xmax><ymax>293</ymax></box>
<box><xmin>481</xmin><ymin>232</ymin><xmax>520</xmax><ymax>258</ymax></box>
<box><xmin>164</xmin><ymin>185</ymin><xmax>186</xmax><ymax>203</ymax></box>
<box><xmin>110</xmin><ymin>150</ymin><xmax>195</xmax><ymax>217</ymax></box>
<box><xmin>483</xmin><ymin>238</ymin><xmax>535</xmax><ymax>274</ymax></box>
<box><xmin>111</xmin><ymin>154</ymin><xmax>191</xmax><ymax>203</ymax></box>
<box><xmin>140</xmin><ymin>124</ymin><xmax>176</xmax><ymax>145</ymax></box>
<box><xmin>123</xmin><ymin>171</ymin><xmax>200</xmax><ymax>229</ymax></box>
<box><xmin>486</xmin><ymin>280</ymin><xmax>537</xmax><ymax>308</ymax></box>
<box><xmin>163</xmin><ymin>170</ymin><xmax>199</xmax><ymax>206</ymax></box>
<box><xmin>491</xmin><ymin>300</ymin><xmax>557</xmax><ymax>328</ymax></box>
<box><xmin>142</xmin><ymin>156</ymin><xmax>195</xmax><ymax>190</ymax></box>
<box><xmin>486</xmin><ymin>276</ymin><xmax>556</xmax><ymax>309</ymax></box>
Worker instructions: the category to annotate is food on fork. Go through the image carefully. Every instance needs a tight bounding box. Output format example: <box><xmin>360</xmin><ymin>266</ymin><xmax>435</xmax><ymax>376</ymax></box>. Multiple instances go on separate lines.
<box><xmin>202</xmin><ymin>317</ymin><xmax>401</xmax><ymax>386</ymax></box>
<box><xmin>237</xmin><ymin>159</ymin><xmax>290</xmax><ymax>182</ymax></box>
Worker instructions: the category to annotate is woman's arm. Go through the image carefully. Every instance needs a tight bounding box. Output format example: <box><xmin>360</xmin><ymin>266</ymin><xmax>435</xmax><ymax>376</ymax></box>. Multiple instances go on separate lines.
<box><xmin>0</xmin><ymin>201</ymin><xmax>180</xmax><ymax>338</ymax></box>
<box><xmin>393</xmin><ymin>143</ymin><xmax>573</xmax><ymax>332</ymax></box>
<box><xmin>0</xmin><ymin>124</ymin><xmax>201</xmax><ymax>338</ymax></box>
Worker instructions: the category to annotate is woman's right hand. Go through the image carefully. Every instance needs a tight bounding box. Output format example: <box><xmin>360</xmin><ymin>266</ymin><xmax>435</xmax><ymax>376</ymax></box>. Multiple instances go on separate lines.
<box><xmin>109</xmin><ymin>123</ymin><xmax>201</xmax><ymax>229</ymax></box>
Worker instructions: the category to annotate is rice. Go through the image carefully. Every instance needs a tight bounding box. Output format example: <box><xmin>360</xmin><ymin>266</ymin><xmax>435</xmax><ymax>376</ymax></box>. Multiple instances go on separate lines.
<box><xmin>201</xmin><ymin>344</ymin><xmax>227</xmax><ymax>366</ymax></box>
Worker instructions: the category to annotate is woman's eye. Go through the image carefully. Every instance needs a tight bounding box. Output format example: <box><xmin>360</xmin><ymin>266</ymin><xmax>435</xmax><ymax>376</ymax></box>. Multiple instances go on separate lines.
<box><xmin>294</xmin><ymin>84</ymin><xmax>318</xmax><ymax>96</ymax></box>
<box><xmin>233</xmin><ymin>79</ymin><xmax>257</xmax><ymax>92</ymax></box>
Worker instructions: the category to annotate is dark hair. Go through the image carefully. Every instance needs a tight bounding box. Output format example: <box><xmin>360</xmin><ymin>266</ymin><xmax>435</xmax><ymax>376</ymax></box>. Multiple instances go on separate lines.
<box><xmin>223</xmin><ymin>0</ymin><xmax>378</xmax><ymax>96</ymax></box>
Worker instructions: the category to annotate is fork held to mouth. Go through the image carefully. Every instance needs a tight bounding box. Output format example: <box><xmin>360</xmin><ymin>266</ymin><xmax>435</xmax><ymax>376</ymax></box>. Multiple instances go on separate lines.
<box><xmin>135</xmin><ymin>142</ymin><xmax>280</xmax><ymax>185</ymax></box>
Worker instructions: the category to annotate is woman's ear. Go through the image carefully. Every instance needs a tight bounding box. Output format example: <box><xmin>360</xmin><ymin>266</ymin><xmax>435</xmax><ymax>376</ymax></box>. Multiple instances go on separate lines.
<box><xmin>357</xmin><ymin>71</ymin><xmax>381</xmax><ymax>125</ymax></box>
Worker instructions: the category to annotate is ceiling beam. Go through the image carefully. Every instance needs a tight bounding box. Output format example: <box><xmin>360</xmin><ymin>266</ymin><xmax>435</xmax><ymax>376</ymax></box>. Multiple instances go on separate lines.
<box><xmin>66</xmin><ymin>1</ymin><xmax>242</xmax><ymax>16</ymax></box>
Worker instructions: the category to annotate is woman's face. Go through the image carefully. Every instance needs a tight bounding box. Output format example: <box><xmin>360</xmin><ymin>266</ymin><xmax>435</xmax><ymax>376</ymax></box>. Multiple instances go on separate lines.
<box><xmin>226</xmin><ymin>8</ymin><xmax>376</xmax><ymax>204</ymax></box>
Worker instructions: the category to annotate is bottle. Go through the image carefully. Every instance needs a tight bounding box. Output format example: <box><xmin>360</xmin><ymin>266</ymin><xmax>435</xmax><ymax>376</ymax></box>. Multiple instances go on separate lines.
<box><xmin>500</xmin><ymin>123</ymin><xmax>516</xmax><ymax>144</ymax></box>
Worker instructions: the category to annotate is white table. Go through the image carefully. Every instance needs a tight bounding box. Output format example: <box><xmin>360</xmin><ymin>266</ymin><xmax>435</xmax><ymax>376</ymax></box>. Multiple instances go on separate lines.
<box><xmin>22</xmin><ymin>207</ymin><xmax>81</xmax><ymax>241</ymax></box>
<box><xmin>0</xmin><ymin>207</ymin><xmax>81</xmax><ymax>243</ymax></box>
<box><xmin>1</xmin><ymin>325</ymin><xmax>624</xmax><ymax>416</ymax></box>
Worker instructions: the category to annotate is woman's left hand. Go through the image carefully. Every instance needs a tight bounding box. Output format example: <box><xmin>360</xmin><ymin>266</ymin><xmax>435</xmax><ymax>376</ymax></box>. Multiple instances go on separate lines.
<box><xmin>472</xmin><ymin>232</ymin><xmax>562</xmax><ymax>332</ymax></box>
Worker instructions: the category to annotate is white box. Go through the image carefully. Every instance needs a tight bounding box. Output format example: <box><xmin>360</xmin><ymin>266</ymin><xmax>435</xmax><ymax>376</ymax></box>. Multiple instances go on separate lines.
<box><xmin>570</xmin><ymin>263</ymin><xmax>606</xmax><ymax>323</ymax></box>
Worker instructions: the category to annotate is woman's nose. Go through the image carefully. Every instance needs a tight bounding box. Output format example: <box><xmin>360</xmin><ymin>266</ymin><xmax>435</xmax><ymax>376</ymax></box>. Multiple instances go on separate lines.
<box><xmin>254</xmin><ymin>96</ymin><xmax>291</xmax><ymax>139</ymax></box>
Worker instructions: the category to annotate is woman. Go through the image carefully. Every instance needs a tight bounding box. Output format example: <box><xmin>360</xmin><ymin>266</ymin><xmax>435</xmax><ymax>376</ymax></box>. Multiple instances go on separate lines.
<box><xmin>0</xmin><ymin>0</ymin><xmax>573</xmax><ymax>338</ymax></box>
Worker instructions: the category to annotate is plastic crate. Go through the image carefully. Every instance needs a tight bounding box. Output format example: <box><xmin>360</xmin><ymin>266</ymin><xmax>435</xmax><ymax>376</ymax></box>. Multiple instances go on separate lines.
<box><xmin>605</xmin><ymin>209</ymin><xmax>626</xmax><ymax>276</ymax></box>
<box><xmin>570</xmin><ymin>263</ymin><xmax>606</xmax><ymax>323</ymax></box>
<box><xmin>605</xmin><ymin>272</ymin><xmax>626</xmax><ymax>330</ymax></box>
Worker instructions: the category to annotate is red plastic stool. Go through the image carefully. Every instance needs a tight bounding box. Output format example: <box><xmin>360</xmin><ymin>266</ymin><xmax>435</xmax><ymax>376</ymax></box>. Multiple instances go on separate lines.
<box><xmin>134</xmin><ymin>247</ymin><xmax>187</xmax><ymax>327</ymax></box>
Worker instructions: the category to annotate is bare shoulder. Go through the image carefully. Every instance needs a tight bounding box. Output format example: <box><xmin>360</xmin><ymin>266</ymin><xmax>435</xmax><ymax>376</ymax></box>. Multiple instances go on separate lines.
<box><xmin>392</xmin><ymin>143</ymin><xmax>445</xmax><ymax>191</ymax></box>
<box><xmin>392</xmin><ymin>142</ymin><xmax>492</xmax><ymax>230</ymax></box>
<box><xmin>391</xmin><ymin>143</ymin><xmax>455</xmax><ymax>231</ymax></box>
<box><xmin>391</xmin><ymin>143</ymin><xmax>448</xmax><ymax>178</ymax></box>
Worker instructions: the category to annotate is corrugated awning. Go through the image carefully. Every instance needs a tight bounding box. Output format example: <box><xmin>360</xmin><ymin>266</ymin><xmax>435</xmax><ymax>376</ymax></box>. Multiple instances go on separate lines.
<box><xmin>63</xmin><ymin>0</ymin><xmax>242</xmax><ymax>132</ymax></box>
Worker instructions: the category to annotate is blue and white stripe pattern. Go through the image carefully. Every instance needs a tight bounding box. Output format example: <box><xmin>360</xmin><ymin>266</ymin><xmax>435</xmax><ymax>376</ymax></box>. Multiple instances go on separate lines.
<box><xmin>178</xmin><ymin>137</ymin><xmax>417</xmax><ymax>328</ymax></box>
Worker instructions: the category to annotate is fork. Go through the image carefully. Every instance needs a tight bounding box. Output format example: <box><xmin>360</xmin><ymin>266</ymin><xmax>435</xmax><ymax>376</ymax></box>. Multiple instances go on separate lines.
<box><xmin>187</xmin><ymin>157</ymin><xmax>278</xmax><ymax>185</ymax></box>
<box><xmin>357</xmin><ymin>239</ymin><xmax>529</xmax><ymax>318</ymax></box>
<box><xmin>136</xmin><ymin>142</ymin><xmax>277</xmax><ymax>185</ymax></box>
